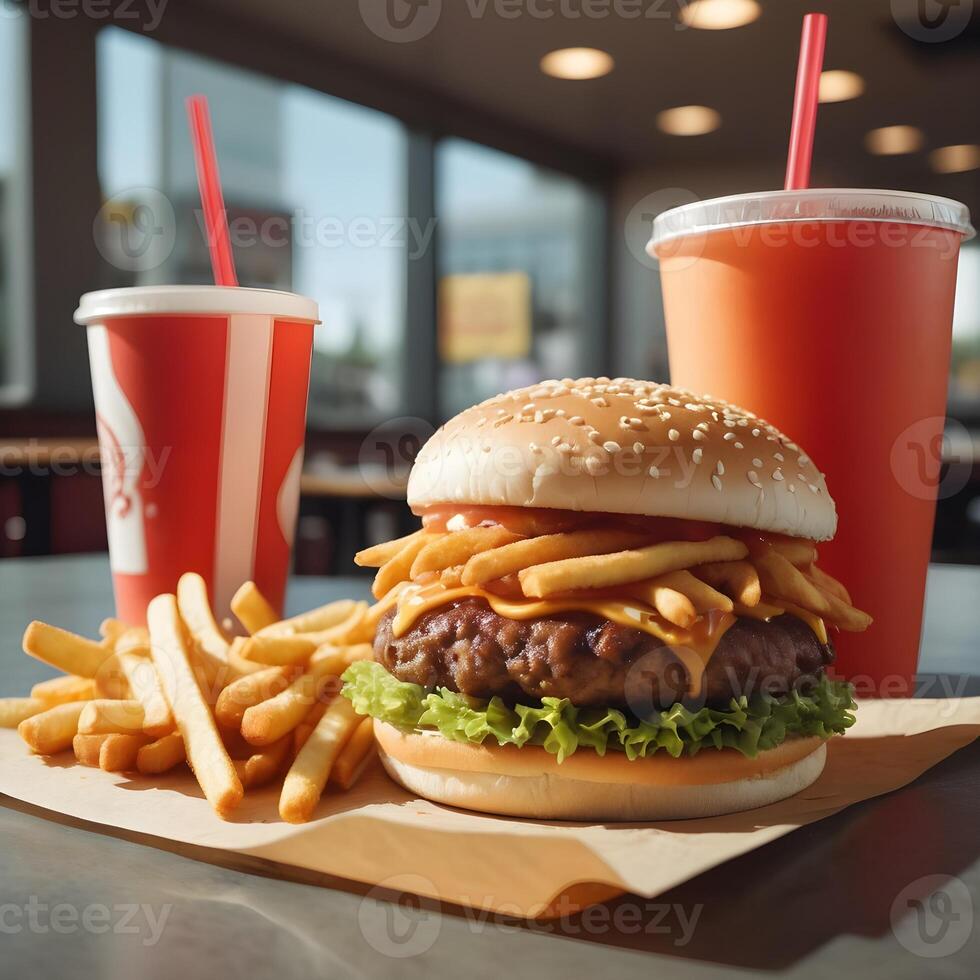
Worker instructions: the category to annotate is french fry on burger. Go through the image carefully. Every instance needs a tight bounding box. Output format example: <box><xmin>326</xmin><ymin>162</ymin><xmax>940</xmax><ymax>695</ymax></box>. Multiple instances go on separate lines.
<box><xmin>341</xmin><ymin>378</ymin><xmax>870</xmax><ymax>821</ymax></box>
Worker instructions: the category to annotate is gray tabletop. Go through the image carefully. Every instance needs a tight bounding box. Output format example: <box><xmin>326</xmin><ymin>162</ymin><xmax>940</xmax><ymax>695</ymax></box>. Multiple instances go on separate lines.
<box><xmin>1</xmin><ymin>555</ymin><xmax>977</xmax><ymax>979</ymax></box>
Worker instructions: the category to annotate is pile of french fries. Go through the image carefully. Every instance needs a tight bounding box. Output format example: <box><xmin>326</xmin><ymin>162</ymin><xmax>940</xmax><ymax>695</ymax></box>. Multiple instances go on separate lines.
<box><xmin>357</xmin><ymin>525</ymin><xmax>871</xmax><ymax>633</ymax></box>
<box><xmin>1</xmin><ymin>573</ymin><xmax>379</xmax><ymax>823</ymax></box>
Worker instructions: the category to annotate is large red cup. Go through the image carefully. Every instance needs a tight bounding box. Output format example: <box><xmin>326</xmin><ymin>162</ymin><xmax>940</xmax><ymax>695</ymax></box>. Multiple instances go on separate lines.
<box><xmin>650</xmin><ymin>189</ymin><xmax>974</xmax><ymax>695</ymax></box>
<box><xmin>74</xmin><ymin>285</ymin><xmax>319</xmax><ymax>625</ymax></box>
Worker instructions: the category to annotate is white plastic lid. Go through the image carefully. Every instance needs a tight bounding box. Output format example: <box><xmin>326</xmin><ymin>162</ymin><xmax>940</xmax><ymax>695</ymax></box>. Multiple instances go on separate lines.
<box><xmin>648</xmin><ymin>188</ymin><xmax>975</xmax><ymax>253</ymax></box>
<box><xmin>74</xmin><ymin>285</ymin><xmax>320</xmax><ymax>325</ymax></box>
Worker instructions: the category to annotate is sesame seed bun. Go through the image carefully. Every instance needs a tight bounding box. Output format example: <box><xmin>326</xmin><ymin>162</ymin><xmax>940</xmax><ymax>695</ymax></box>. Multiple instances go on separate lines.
<box><xmin>408</xmin><ymin>378</ymin><xmax>836</xmax><ymax>541</ymax></box>
<box><xmin>374</xmin><ymin>721</ymin><xmax>828</xmax><ymax>821</ymax></box>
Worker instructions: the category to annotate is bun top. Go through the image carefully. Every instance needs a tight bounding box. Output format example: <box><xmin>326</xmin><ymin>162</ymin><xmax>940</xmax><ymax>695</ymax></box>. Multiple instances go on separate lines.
<box><xmin>408</xmin><ymin>378</ymin><xmax>837</xmax><ymax>541</ymax></box>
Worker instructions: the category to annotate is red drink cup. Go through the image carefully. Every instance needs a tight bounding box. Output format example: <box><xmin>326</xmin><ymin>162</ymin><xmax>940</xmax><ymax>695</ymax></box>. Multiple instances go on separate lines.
<box><xmin>650</xmin><ymin>189</ymin><xmax>974</xmax><ymax>695</ymax></box>
<box><xmin>74</xmin><ymin>286</ymin><xmax>318</xmax><ymax>625</ymax></box>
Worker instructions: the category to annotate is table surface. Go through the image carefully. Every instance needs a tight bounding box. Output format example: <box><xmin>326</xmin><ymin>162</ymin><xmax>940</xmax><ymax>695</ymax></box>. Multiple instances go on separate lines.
<box><xmin>1</xmin><ymin>556</ymin><xmax>977</xmax><ymax>979</ymax></box>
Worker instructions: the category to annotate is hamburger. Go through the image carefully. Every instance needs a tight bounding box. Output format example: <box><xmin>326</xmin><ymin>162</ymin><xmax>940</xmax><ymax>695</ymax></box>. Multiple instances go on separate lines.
<box><xmin>342</xmin><ymin>378</ymin><xmax>870</xmax><ymax>821</ymax></box>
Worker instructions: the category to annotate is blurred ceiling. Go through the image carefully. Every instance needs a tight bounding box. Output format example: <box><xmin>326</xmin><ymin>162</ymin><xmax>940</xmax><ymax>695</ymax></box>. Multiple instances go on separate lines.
<box><xmin>200</xmin><ymin>0</ymin><xmax>980</xmax><ymax>207</ymax></box>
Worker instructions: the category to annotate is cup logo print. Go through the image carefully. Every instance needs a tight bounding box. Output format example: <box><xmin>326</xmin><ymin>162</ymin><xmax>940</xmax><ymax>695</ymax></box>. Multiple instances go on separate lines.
<box><xmin>277</xmin><ymin>446</ymin><xmax>306</xmax><ymax>548</ymax></box>
<box><xmin>358</xmin><ymin>416</ymin><xmax>436</xmax><ymax>500</ymax></box>
<box><xmin>890</xmin><ymin>874</ymin><xmax>973</xmax><ymax>958</ymax></box>
<box><xmin>625</xmin><ymin>187</ymin><xmax>702</xmax><ymax>272</ymax></box>
<box><xmin>890</xmin><ymin>416</ymin><xmax>972</xmax><ymax>501</ymax></box>
<box><xmin>359</xmin><ymin>0</ymin><xmax>442</xmax><ymax>42</ymax></box>
<box><xmin>88</xmin><ymin>326</ymin><xmax>148</xmax><ymax>575</ymax></box>
<box><xmin>891</xmin><ymin>0</ymin><xmax>974</xmax><ymax>42</ymax></box>
<box><xmin>94</xmin><ymin>188</ymin><xmax>176</xmax><ymax>273</ymax></box>
<box><xmin>357</xmin><ymin>876</ymin><xmax>442</xmax><ymax>957</ymax></box>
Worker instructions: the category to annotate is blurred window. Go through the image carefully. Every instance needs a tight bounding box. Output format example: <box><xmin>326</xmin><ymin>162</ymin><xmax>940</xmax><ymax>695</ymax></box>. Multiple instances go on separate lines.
<box><xmin>0</xmin><ymin>13</ymin><xmax>30</xmax><ymax>402</ymax></box>
<box><xmin>96</xmin><ymin>27</ymin><xmax>407</xmax><ymax>427</ymax></box>
<box><xmin>436</xmin><ymin>138</ymin><xmax>605</xmax><ymax>417</ymax></box>
<box><xmin>951</xmin><ymin>243</ymin><xmax>980</xmax><ymax>408</ymax></box>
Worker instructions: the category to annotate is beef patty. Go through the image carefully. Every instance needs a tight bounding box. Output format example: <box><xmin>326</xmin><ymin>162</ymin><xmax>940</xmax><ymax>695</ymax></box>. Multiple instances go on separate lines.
<box><xmin>375</xmin><ymin>598</ymin><xmax>834</xmax><ymax>708</ymax></box>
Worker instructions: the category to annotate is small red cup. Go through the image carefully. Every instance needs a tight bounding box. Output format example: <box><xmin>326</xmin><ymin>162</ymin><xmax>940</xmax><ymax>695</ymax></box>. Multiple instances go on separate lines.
<box><xmin>74</xmin><ymin>285</ymin><xmax>319</xmax><ymax>625</ymax></box>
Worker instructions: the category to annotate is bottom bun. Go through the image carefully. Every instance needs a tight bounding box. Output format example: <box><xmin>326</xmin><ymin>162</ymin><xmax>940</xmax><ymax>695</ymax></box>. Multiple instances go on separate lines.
<box><xmin>374</xmin><ymin>721</ymin><xmax>828</xmax><ymax>821</ymax></box>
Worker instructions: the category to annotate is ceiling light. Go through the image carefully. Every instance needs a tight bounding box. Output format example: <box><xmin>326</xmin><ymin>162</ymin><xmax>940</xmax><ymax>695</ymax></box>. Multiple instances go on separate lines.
<box><xmin>656</xmin><ymin>105</ymin><xmax>721</xmax><ymax>136</ymax></box>
<box><xmin>864</xmin><ymin>125</ymin><xmax>924</xmax><ymax>156</ymax></box>
<box><xmin>679</xmin><ymin>0</ymin><xmax>761</xmax><ymax>30</ymax></box>
<box><xmin>818</xmin><ymin>70</ymin><xmax>865</xmax><ymax>103</ymax></box>
<box><xmin>540</xmin><ymin>48</ymin><xmax>614</xmax><ymax>80</ymax></box>
<box><xmin>930</xmin><ymin>144</ymin><xmax>980</xmax><ymax>174</ymax></box>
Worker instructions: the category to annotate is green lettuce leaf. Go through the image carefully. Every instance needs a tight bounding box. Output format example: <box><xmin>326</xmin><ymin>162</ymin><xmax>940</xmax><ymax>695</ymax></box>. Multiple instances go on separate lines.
<box><xmin>341</xmin><ymin>660</ymin><xmax>856</xmax><ymax>764</ymax></box>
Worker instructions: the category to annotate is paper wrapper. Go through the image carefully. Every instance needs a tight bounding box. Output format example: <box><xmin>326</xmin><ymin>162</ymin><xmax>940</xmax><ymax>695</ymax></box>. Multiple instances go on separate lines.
<box><xmin>1</xmin><ymin>696</ymin><xmax>977</xmax><ymax>918</ymax></box>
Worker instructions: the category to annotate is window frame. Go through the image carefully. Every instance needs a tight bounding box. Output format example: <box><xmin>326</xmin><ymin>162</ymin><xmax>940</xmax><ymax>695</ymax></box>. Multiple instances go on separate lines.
<box><xmin>16</xmin><ymin>6</ymin><xmax>613</xmax><ymax>428</ymax></box>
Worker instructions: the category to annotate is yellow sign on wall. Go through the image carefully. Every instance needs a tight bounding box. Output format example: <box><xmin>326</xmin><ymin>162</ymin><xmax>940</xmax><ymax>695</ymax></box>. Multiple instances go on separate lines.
<box><xmin>439</xmin><ymin>272</ymin><xmax>532</xmax><ymax>364</ymax></box>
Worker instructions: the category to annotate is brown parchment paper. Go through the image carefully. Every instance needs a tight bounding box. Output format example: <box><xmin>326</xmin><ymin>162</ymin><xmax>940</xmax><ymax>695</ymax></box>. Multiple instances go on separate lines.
<box><xmin>1</xmin><ymin>696</ymin><xmax>978</xmax><ymax>917</ymax></box>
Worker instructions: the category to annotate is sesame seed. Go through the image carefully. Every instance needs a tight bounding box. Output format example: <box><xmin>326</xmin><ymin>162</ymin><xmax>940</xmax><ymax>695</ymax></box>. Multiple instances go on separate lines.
<box><xmin>534</xmin><ymin>411</ymin><xmax>544</xmax><ymax>423</ymax></box>
<box><xmin>585</xmin><ymin>456</ymin><xmax>604</xmax><ymax>476</ymax></box>
<box><xmin>772</xmin><ymin>468</ymin><xmax>784</xmax><ymax>481</ymax></box>
<box><xmin>668</xmin><ymin>397</ymin><xmax>681</xmax><ymax>407</ymax></box>
<box><xmin>774</xmin><ymin>452</ymin><xmax>784</xmax><ymax>462</ymax></box>
<box><xmin>692</xmin><ymin>447</ymin><xmax>703</xmax><ymax>463</ymax></box>
<box><xmin>569</xmin><ymin>416</ymin><xmax>585</xmax><ymax>426</ymax></box>
<box><xmin>522</xmin><ymin>403</ymin><xmax>534</xmax><ymax>412</ymax></box>
<box><xmin>475</xmin><ymin>417</ymin><xmax>487</xmax><ymax>428</ymax></box>
<box><xmin>592</xmin><ymin>397</ymin><xmax>609</xmax><ymax>408</ymax></box>
<box><xmin>716</xmin><ymin>461</ymin><xmax>725</xmax><ymax>475</ymax></box>
<box><xmin>541</xmin><ymin>408</ymin><xmax>556</xmax><ymax>421</ymax></box>
<box><xmin>752</xmin><ymin>458</ymin><xmax>763</xmax><ymax>468</ymax></box>
<box><xmin>711</xmin><ymin>474</ymin><xmax>723</xmax><ymax>491</ymax></box>
<box><xmin>748</xmin><ymin>470</ymin><xmax>762</xmax><ymax>488</ymax></box>
<box><xmin>692</xmin><ymin>429</ymin><xmax>706</xmax><ymax>442</ymax></box>
<box><xmin>788</xmin><ymin>484</ymin><xmax>796</xmax><ymax>493</ymax></box>
<box><xmin>603</xmin><ymin>441</ymin><xmax>621</xmax><ymax>453</ymax></box>
<box><xmin>648</xmin><ymin>465</ymin><xmax>660</xmax><ymax>478</ymax></box>
<box><xmin>668</xmin><ymin>429</ymin><xmax>680</xmax><ymax>442</ymax></box>
<box><xmin>808</xmin><ymin>483</ymin><xmax>819</xmax><ymax>493</ymax></box>
<box><xmin>659</xmin><ymin>410</ymin><xmax>672</xmax><ymax>420</ymax></box>
<box><xmin>632</xmin><ymin>441</ymin><xmax>645</xmax><ymax>454</ymax></box>
<box><xmin>696</xmin><ymin>422</ymin><xmax>710</xmax><ymax>432</ymax></box>
<box><xmin>529</xmin><ymin>442</ymin><xmax>541</xmax><ymax>454</ymax></box>
<box><xmin>587</xmin><ymin>430</ymin><xmax>603</xmax><ymax>445</ymax></box>
<box><xmin>723</xmin><ymin>432</ymin><xmax>736</xmax><ymax>441</ymax></box>
<box><xmin>751</xmin><ymin>428</ymin><xmax>761</xmax><ymax>438</ymax></box>
<box><xmin>798</xmin><ymin>455</ymin><xmax>811</xmax><ymax>466</ymax></box>
<box><xmin>734</xmin><ymin>441</ymin><xmax>744</xmax><ymax>449</ymax></box>
<box><xmin>551</xmin><ymin>435</ymin><xmax>562</xmax><ymax>446</ymax></box>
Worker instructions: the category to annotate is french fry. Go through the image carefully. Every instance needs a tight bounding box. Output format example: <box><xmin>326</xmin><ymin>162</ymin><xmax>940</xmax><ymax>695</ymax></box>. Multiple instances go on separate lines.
<box><xmin>769</xmin><ymin>539</ymin><xmax>818</xmax><ymax>567</ymax></box>
<box><xmin>257</xmin><ymin>598</ymin><xmax>361</xmax><ymax>638</ymax></box>
<box><xmin>18</xmin><ymin>701</ymin><xmax>86</xmax><ymax>754</ymax></box>
<box><xmin>99</xmin><ymin>733</ymin><xmax>152</xmax><ymax>772</ymax></box>
<box><xmin>373</xmin><ymin>535</ymin><xmax>429</xmax><ymax>598</ymax></box>
<box><xmin>73</xmin><ymin>733</ymin><xmax>110</xmax><ymax>766</ymax></box>
<box><xmin>293</xmin><ymin>702</ymin><xmax>327</xmax><ymax>753</ymax></box>
<box><xmin>520</xmin><ymin>536</ymin><xmax>749</xmax><ymax>598</ymax></box>
<box><xmin>230</xmin><ymin>581</ymin><xmax>280</xmax><ymax>634</ymax></box>
<box><xmin>629</xmin><ymin>570</ymin><xmax>733</xmax><ymax>617</ymax></box>
<box><xmin>808</xmin><ymin>563</ymin><xmax>852</xmax><ymax>605</ymax></box>
<box><xmin>115</xmin><ymin>626</ymin><xmax>150</xmax><ymax>658</ymax></box>
<box><xmin>147</xmin><ymin>593</ymin><xmax>243</xmax><ymax>817</ymax></box>
<box><xmin>649</xmin><ymin>583</ymin><xmax>697</xmax><ymax>628</ymax></box>
<box><xmin>113</xmin><ymin>652</ymin><xmax>175</xmax><ymax>737</ymax></box>
<box><xmin>330</xmin><ymin>717</ymin><xmax>376</xmax><ymax>790</ymax></box>
<box><xmin>22</xmin><ymin>621</ymin><xmax>112</xmax><ymax>678</ymax></box>
<box><xmin>94</xmin><ymin>654</ymin><xmax>133</xmax><ymax>700</ymax></box>
<box><xmin>754</xmin><ymin>551</ymin><xmax>834</xmax><ymax>617</ymax></box>
<box><xmin>411</xmin><ymin>526</ymin><xmax>523</xmax><ymax>579</ymax></box>
<box><xmin>78</xmin><ymin>699</ymin><xmax>145</xmax><ymax>735</ymax></box>
<box><xmin>234</xmin><ymin>737</ymin><xmax>292</xmax><ymax>790</ymax></box>
<box><xmin>354</xmin><ymin>530</ymin><xmax>424</xmax><ymax>568</ymax></box>
<box><xmin>30</xmin><ymin>674</ymin><xmax>97</xmax><ymax>705</ymax></box>
<box><xmin>137</xmin><ymin>733</ymin><xmax>186</xmax><ymax>775</ymax></box>
<box><xmin>0</xmin><ymin>697</ymin><xmax>47</xmax><ymax>728</ymax></box>
<box><xmin>813</xmin><ymin>586</ymin><xmax>873</xmax><ymax>632</ymax></box>
<box><xmin>240</xmin><ymin>604</ymin><xmax>369</xmax><ymax>666</ymax></box>
<box><xmin>214</xmin><ymin>665</ymin><xmax>299</xmax><ymax>730</ymax></box>
<box><xmin>279</xmin><ymin>696</ymin><xmax>361</xmax><ymax>823</ymax></box>
<box><xmin>99</xmin><ymin>618</ymin><xmax>129</xmax><ymax>644</ymax></box>
<box><xmin>462</xmin><ymin>528</ymin><xmax>650</xmax><ymax>587</ymax></box>
<box><xmin>438</xmin><ymin>565</ymin><xmax>466</xmax><ymax>589</ymax></box>
<box><xmin>695</xmin><ymin>561</ymin><xmax>762</xmax><ymax>607</ymax></box>
<box><xmin>241</xmin><ymin>647</ymin><xmax>349</xmax><ymax>746</ymax></box>
<box><xmin>176</xmin><ymin>573</ymin><xmax>237</xmax><ymax>692</ymax></box>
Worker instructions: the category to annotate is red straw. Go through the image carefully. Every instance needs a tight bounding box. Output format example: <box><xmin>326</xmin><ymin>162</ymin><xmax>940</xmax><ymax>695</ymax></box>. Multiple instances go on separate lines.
<box><xmin>186</xmin><ymin>94</ymin><xmax>238</xmax><ymax>286</ymax></box>
<box><xmin>784</xmin><ymin>13</ymin><xmax>828</xmax><ymax>191</ymax></box>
